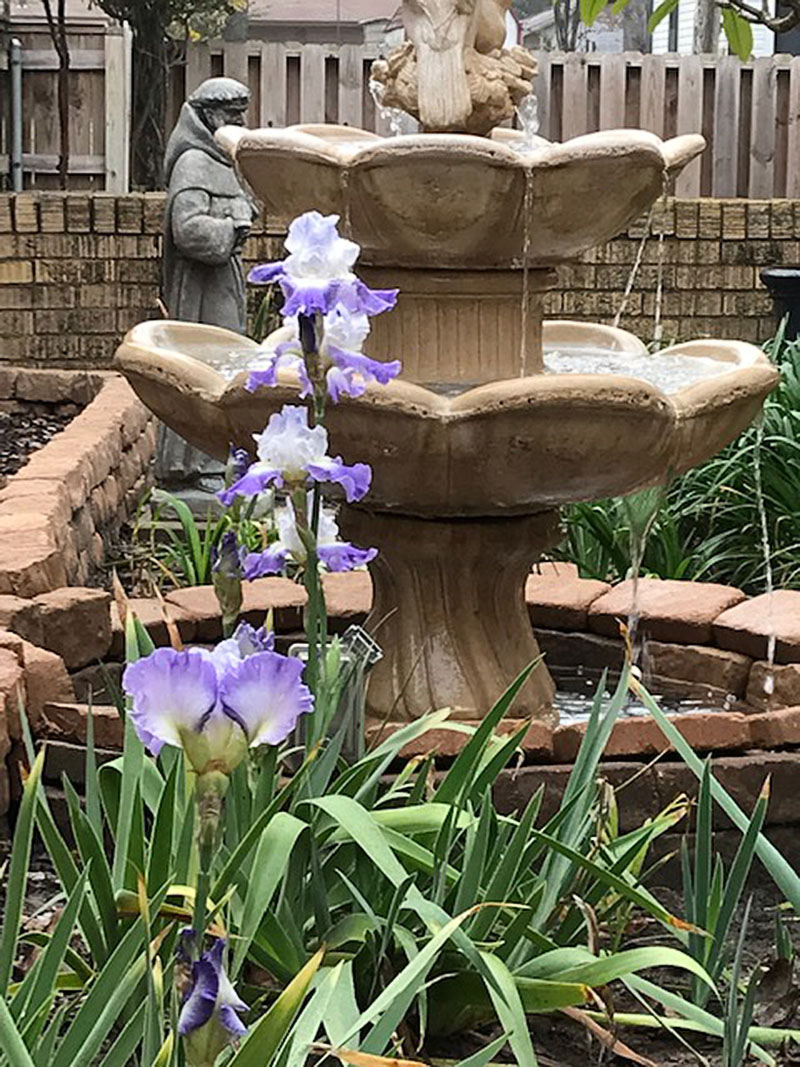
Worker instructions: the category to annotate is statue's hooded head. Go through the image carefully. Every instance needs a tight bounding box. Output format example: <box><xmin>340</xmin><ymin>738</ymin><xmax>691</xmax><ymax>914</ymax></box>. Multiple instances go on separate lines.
<box><xmin>189</xmin><ymin>77</ymin><xmax>251</xmax><ymax>134</ymax></box>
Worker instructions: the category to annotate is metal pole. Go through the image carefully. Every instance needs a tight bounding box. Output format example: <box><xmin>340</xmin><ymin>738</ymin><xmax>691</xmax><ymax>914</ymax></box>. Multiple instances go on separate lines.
<box><xmin>9</xmin><ymin>38</ymin><xmax>23</xmax><ymax>192</ymax></box>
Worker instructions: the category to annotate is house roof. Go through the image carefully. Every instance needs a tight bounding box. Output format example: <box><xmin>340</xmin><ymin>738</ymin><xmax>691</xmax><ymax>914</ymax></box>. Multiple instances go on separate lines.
<box><xmin>250</xmin><ymin>0</ymin><xmax>399</xmax><ymax>24</ymax></box>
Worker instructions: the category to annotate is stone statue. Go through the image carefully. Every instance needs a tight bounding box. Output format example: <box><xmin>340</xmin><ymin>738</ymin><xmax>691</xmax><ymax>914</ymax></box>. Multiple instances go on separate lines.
<box><xmin>371</xmin><ymin>0</ymin><xmax>536</xmax><ymax>136</ymax></box>
<box><xmin>156</xmin><ymin>76</ymin><xmax>257</xmax><ymax>492</ymax></box>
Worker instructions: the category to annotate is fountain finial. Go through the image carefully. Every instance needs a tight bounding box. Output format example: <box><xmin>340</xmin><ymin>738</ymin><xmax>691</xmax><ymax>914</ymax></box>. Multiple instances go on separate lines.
<box><xmin>372</xmin><ymin>0</ymin><xmax>536</xmax><ymax>136</ymax></box>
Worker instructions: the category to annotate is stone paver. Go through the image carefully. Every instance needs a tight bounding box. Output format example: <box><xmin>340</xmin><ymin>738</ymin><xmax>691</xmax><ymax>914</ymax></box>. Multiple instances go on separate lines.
<box><xmin>644</xmin><ymin>640</ymin><xmax>752</xmax><ymax>698</ymax></box>
<box><xmin>713</xmin><ymin>591</ymin><xmax>800</xmax><ymax>663</ymax></box>
<box><xmin>33</xmin><ymin>588</ymin><xmax>112</xmax><ymax>669</ymax></box>
<box><xmin>588</xmin><ymin>578</ymin><xmax>746</xmax><ymax>644</ymax></box>
<box><xmin>746</xmin><ymin>661</ymin><xmax>800</xmax><ymax>712</ymax></box>
<box><xmin>525</xmin><ymin>566</ymin><xmax>610</xmax><ymax>631</ymax></box>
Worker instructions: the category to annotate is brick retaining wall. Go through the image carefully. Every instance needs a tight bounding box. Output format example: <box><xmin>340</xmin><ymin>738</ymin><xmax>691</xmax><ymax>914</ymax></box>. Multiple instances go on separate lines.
<box><xmin>0</xmin><ymin>193</ymin><xmax>795</xmax><ymax>366</ymax></box>
<box><xmin>0</xmin><ymin>369</ymin><xmax>155</xmax><ymax>595</ymax></box>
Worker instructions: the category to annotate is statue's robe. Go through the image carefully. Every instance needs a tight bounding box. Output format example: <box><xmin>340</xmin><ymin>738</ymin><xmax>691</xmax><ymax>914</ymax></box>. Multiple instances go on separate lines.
<box><xmin>156</xmin><ymin>104</ymin><xmax>256</xmax><ymax>487</ymax></box>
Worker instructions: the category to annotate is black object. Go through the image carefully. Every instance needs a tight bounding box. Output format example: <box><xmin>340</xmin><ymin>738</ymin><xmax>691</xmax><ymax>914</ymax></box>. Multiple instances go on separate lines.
<box><xmin>760</xmin><ymin>267</ymin><xmax>800</xmax><ymax>340</ymax></box>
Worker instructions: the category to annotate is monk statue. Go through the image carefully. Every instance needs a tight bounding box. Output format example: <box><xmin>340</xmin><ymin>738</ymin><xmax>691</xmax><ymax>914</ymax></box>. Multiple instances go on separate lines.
<box><xmin>156</xmin><ymin>76</ymin><xmax>257</xmax><ymax>493</ymax></box>
<box><xmin>371</xmin><ymin>0</ymin><xmax>536</xmax><ymax>136</ymax></box>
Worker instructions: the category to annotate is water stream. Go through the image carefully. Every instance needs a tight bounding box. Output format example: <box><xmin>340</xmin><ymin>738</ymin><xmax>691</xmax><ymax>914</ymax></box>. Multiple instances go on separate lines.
<box><xmin>754</xmin><ymin>419</ymin><xmax>777</xmax><ymax>693</ymax></box>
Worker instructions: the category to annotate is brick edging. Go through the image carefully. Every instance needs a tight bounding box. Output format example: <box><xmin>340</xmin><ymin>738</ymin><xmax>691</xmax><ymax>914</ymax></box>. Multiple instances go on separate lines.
<box><xmin>0</xmin><ymin>368</ymin><xmax>156</xmax><ymax>596</ymax></box>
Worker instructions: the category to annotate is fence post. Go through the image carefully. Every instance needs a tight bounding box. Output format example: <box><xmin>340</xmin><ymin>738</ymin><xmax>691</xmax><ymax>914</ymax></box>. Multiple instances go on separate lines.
<box><xmin>9</xmin><ymin>38</ymin><xmax>23</xmax><ymax>192</ymax></box>
<box><xmin>104</xmin><ymin>21</ymin><xmax>131</xmax><ymax>193</ymax></box>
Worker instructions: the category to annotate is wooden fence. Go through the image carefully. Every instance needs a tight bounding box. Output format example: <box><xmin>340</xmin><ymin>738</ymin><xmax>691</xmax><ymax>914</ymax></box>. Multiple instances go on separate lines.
<box><xmin>3</xmin><ymin>33</ymin><xmax>800</xmax><ymax>198</ymax></box>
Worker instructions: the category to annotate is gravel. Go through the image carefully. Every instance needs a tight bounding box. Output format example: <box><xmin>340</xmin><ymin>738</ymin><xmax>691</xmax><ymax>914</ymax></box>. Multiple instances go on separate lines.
<box><xmin>0</xmin><ymin>406</ymin><xmax>77</xmax><ymax>481</ymax></box>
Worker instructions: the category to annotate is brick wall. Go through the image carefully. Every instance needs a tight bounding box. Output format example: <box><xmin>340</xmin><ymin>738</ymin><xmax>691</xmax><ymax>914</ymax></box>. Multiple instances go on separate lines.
<box><xmin>0</xmin><ymin>193</ymin><xmax>795</xmax><ymax>365</ymax></box>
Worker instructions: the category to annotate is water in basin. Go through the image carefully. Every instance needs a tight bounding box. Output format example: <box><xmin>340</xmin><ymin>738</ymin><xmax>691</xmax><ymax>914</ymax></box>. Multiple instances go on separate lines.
<box><xmin>190</xmin><ymin>342</ymin><xmax>736</xmax><ymax>398</ymax></box>
<box><xmin>543</xmin><ymin>346</ymin><xmax>735</xmax><ymax>394</ymax></box>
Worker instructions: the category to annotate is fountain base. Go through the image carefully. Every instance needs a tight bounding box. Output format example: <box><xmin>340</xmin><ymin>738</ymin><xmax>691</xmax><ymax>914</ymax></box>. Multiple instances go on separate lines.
<box><xmin>339</xmin><ymin>506</ymin><xmax>560</xmax><ymax>724</ymax></box>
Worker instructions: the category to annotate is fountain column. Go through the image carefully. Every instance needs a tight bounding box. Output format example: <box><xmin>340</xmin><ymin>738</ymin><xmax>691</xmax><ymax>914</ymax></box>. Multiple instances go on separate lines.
<box><xmin>340</xmin><ymin>507</ymin><xmax>560</xmax><ymax>723</ymax></box>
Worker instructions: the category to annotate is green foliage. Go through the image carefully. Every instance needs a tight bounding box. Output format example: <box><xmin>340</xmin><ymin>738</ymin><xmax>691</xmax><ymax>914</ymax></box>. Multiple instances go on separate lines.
<box><xmin>557</xmin><ymin>335</ymin><xmax>800</xmax><ymax>593</ymax></box>
<box><xmin>3</xmin><ymin>649</ymin><xmax>741</xmax><ymax>1067</ymax></box>
<box><xmin>137</xmin><ymin>489</ymin><xmax>272</xmax><ymax>591</ymax></box>
<box><xmin>581</xmin><ymin>0</ymin><xmax>757</xmax><ymax>55</ymax></box>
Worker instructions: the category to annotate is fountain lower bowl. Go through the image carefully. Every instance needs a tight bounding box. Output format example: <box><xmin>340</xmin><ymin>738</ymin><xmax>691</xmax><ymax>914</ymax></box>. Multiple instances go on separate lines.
<box><xmin>115</xmin><ymin>320</ymin><xmax>778</xmax><ymax>518</ymax></box>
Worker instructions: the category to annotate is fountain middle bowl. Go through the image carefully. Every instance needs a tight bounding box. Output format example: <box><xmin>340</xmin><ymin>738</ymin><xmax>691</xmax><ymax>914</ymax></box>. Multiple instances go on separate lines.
<box><xmin>116</xmin><ymin>319</ymin><xmax>778</xmax><ymax>518</ymax></box>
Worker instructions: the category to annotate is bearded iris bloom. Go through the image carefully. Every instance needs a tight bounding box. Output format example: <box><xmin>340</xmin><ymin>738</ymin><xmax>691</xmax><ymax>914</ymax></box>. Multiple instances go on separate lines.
<box><xmin>122</xmin><ymin>623</ymin><xmax>312</xmax><ymax>775</ymax></box>
<box><xmin>240</xmin><ymin>494</ymin><xmax>376</xmax><ymax>579</ymax></box>
<box><xmin>247</xmin><ymin>305</ymin><xmax>402</xmax><ymax>402</ymax></box>
<box><xmin>179</xmin><ymin>938</ymin><xmax>247</xmax><ymax>1066</ymax></box>
<box><xmin>248</xmin><ymin>210</ymin><xmax>397</xmax><ymax>318</ymax></box>
<box><xmin>217</xmin><ymin>405</ymin><xmax>371</xmax><ymax>507</ymax></box>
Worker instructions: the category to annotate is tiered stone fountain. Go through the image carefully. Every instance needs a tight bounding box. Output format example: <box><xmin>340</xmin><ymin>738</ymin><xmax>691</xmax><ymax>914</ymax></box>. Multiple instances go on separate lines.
<box><xmin>116</xmin><ymin>0</ymin><xmax>779</xmax><ymax>725</ymax></box>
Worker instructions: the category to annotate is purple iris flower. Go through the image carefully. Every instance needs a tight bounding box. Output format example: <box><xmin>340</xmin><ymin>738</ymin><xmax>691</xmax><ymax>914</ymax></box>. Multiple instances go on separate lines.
<box><xmin>121</xmin><ymin>626</ymin><xmax>311</xmax><ymax>775</ymax></box>
<box><xmin>211</xmin><ymin>530</ymin><xmax>242</xmax><ymax>580</ymax></box>
<box><xmin>248</xmin><ymin>211</ymin><xmax>397</xmax><ymax>319</ymax></box>
<box><xmin>246</xmin><ymin>306</ymin><xmax>402</xmax><ymax>403</ymax></box>
<box><xmin>240</xmin><ymin>494</ymin><xmax>376</xmax><ymax>579</ymax></box>
<box><xmin>226</xmin><ymin>447</ymin><xmax>250</xmax><ymax>483</ymax></box>
<box><xmin>217</xmin><ymin>405</ymin><xmax>371</xmax><ymax>508</ymax></box>
<box><xmin>179</xmin><ymin>938</ymin><xmax>247</xmax><ymax>1065</ymax></box>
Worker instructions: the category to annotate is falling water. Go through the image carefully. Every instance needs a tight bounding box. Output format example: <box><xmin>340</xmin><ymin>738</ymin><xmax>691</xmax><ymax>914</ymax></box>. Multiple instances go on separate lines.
<box><xmin>612</xmin><ymin>206</ymin><xmax>653</xmax><ymax>330</ymax></box>
<box><xmin>754</xmin><ymin>419</ymin><xmax>777</xmax><ymax>693</ymax></box>
<box><xmin>519</xmin><ymin>168</ymin><xmax>535</xmax><ymax>376</ymax></box>
<box><xmin>340</xmin><ymin>167</ymin><xmax>353</xmax><ymax>239</ymax></box>
<box><xmin>515</xmin><ymin>93</ymin><xmax>541</xmax><ymax>152</ymax></box>
<box><xmin>652</xmin><ymin>177</ymin><xmax>670</xmax><ymax>346</ymax></box>
<box><xmin>621</xmin><ymin>487</ymin><xmax>664</xmax><ymax>678</ymax></box>
<box><xmin>368</xmin><ymin>78</ymin><xmax>406</xmax><ymax>137</ymax></box>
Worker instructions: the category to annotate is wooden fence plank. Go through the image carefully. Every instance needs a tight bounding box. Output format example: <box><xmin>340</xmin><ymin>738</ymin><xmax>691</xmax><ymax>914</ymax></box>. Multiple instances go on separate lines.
<box><xmin>104</xmin><ymin>24</ymin><xmax>130</xmax><ymax>193</ymax></box>
<box><xmin>186</xmin><ymin>42</ymin><xmax>212</xmax><ymax>95</ymax></box>
<box><xmin>675</xmin><ymin>54</ymin><xmax>703</xmax><ymax>196</ymax></box>
<box><xmin>260</xmin><ymin>42</ymin><xmax>287</xmax><ymax>127</ymax></box>
<box><xmin>339</xmin><ymin>44</ymin><xmax>364</xmax><ymax>128</ymax></box>
<box><xmin>222</xmin><ymin>40</ymin><xmax>248</xmax><ymax>86</ymax></box>
<box><xmin>749</xmin><ymin>55</ymin><xmax>776</xmax><ymax>198</ymax></box>
<box><xmin>562</xmin><ymin>53</ymin><xmax>588</xmax><ymax>140</ymax></box>
<box><xmin>712</xmin><ymin>55</ymin><xmax>740</xmax><ymax>196</ymax></box>
<box><xmin>599</xmin><ymin>53</ymin><xmax>626</xmax><ymax>129</ymax></box>
<box><xmin>640</xmin><ymin>54</ymin><xmax>666</xmax><ymax>136</ymax></box>
<box><xmin>787</xmin><ymin>56</ymin><xmax>800</xmax><ymax>198</ymax></box>
<box><xmin>300</xmin><ymin>44</ymin><xmax>327</xmax><ymax>125</ymax></box>
<box><xmin>532</xmin><ymin>53</ymin><xmax>551</xmax><ymax>139</ymax></box>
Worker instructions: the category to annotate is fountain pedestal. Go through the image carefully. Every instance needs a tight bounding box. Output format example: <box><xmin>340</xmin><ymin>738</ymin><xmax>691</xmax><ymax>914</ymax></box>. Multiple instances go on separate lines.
<box><xmin>361</xmin><ymin>267</ymin><xmax>557</xmax><ymax>381</ymax></box>
<box><xmin>340</xmin><ymin>507</ymin><xmax>560</xmax><ymax>722</ymax></box>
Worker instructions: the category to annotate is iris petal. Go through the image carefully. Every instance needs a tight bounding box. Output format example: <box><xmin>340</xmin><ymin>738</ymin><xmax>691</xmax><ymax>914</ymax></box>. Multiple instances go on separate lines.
<box><xmin>220</xmin><ymin>652</ymin><xmax>313</xmax><ymax>747</ymax></box>
<box><xmin>122</xmin><ymin>649</ymin><xmax>218</xmax><ymax>756</ymax></box>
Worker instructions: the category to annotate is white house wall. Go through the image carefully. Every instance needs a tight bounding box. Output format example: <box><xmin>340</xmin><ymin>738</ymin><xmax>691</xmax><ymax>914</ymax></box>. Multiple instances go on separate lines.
<box><xmin>651</xmin><ymin>0</ymin><xmax>775</xmax><ymax>55</ymax></box>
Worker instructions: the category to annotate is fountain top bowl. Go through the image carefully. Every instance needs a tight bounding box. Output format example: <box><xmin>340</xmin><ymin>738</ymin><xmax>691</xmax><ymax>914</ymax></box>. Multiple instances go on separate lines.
<box><xmin>218</xmin><ymin>123</ymin><xmax>705</xmax><ymax>270</ymax></box>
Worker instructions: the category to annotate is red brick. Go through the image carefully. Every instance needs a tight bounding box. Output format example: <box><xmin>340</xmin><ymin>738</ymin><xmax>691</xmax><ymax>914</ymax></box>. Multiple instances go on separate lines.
<box><xmin>33</xmin><ymin>588</ymin><xmax>112</xmax><ymax>669</ymax></box>
<box><xmin>749</xmin><ymin>706</ymin><xmax>800</xmax><ymax>748</ymax></box>
<box><xmin>0</xmin><ymin>528</ymin><xmax>68</xmax><ymax>598</ymax></box>
<box><xmin>526</xmin><ymin>566</ymin><xmax>610</xmax><ymax>630</ymax></box>
<box><xmin>42</xmin><ymin>702</ymin><xmax>123</xmax><ymax>749</ymax></box>
<box><xmin>644</xmin><ymin>641</ymin><xmax>752</xmax><ymax>698</ymax></box>
<box><xmin>746</xmin><ymin>661</ymin><xmax>800</xmax><ymax>711</ymax></box>
<box><xmin>588</xmin><ymin>578</ymin><xmax>746</xmax><ymax>644</ymax></box>
<box><xmin>368</xmin><ymin>717</ymin><xmax>554</xmax><ymax>761</ymax></box>
<box><xmin>713</xmin><ymin>591</ymin><xmax>800</xmax><ymax>663</ymax></box>
<box><xmin>110</xmin><ymin>597</ymin><xmax>197</xmax><ymax>653</ymax></box>
<box><xmin>321</xmin><ymin>571</ymin><xmax>372</xmax><ymax>629</ymax></box>
<box><xmin>554</xmin><ymin>709</ymin><xmax>751</xmax><ymax>761</ymax></box>
<box><xmin>167</xmin><ymin>578</ymin><xmax>307</xmax><ymax>641</ymax></box>
<box><xmin>0</xmin><ymin>595</ymin><xmax>43</xmax><ymax>645</ymax></box>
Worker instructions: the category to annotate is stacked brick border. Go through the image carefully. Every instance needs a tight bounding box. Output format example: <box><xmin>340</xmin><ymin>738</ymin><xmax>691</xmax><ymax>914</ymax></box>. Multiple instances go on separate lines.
<box><xmin>0</xmin><ymin>369</ymin><xmax>155</xmax><ymax>596</ymax></box>
<box><xmin>0</xmin><ymin>194</ymin><xmax>796</xmax><ymax>366</ymax></box>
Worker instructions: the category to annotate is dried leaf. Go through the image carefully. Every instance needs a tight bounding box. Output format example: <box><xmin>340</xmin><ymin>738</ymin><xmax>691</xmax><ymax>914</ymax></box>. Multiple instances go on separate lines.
<box><xmin>562</xmin><ymin>1006</ymin><xmax>659</xmax><ymax>1067</ymax></box>
<box><xmin>311</xmin><ymin>1044</ymin><xmax>428</xmax><ymax>1067</ymax></box>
